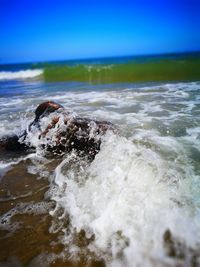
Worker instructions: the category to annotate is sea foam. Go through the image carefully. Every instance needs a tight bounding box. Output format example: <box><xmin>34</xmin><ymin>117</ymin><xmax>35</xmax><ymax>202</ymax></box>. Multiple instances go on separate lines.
<box><xmin>0</xmin><ymin>69</ymin><xmax>43</xmax><ymax>80</ymax></box>
<box><xmin>1</xmin><ymin>80</ymin><xmax>200</xmax><ymax>266</ymax></box>
<box><xmin>49</xmin><ymin>131</ymin><xmax>200</xmax><ymax>266</ymax></box>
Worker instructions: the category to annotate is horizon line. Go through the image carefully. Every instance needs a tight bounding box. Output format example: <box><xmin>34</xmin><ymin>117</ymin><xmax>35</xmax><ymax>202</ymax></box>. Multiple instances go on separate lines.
<box><xmin>1</xmin><ymin>49</ymin><xmax>200</xmax><ymax>66</ymax></box>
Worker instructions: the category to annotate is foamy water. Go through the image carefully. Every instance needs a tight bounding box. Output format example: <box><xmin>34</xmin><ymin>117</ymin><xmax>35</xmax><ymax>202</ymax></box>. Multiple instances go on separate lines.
<box><xmin>50</xmin><ymin>133</ymin><xmax>200</xmax><ymax>266</ymax></box>
<box><xmin>0</xmin><ymin>69</ymin><xmax>43</xmax><ymax>80</ymax></box>
<box><xmin>0</xmin><ymin>80</ymin><xmax>200</xmax><ymax>266</ymax></box>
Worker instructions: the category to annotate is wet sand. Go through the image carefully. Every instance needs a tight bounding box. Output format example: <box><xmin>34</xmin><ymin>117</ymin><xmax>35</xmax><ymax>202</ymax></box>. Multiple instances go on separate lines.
<box><xmin>0</xmin><ymin>158</ymin><xmax>105</xmax><ymax>267</ymax></box>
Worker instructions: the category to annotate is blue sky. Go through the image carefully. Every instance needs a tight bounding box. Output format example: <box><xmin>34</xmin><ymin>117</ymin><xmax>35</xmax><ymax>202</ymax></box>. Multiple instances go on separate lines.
<box><xmin>1</xmin><ymin>0</ymin><xmax>200</xmax><ymax>63</ymax></box>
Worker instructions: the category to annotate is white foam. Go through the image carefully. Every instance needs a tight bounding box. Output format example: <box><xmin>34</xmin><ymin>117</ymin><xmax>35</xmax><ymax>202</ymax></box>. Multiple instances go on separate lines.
<box><xmin>0</xmin><ymin>69</ymin><xmax>43</xmax><ymax>80</ymax></box>
<box><xmin>49</xmin><ymin>132</ymin><xmax>200</xmax><ymax>266</ymax></box>
<box><xmin>1</xmin><ymin>80</ymin><xmax>200</xmax><ymax>266</ymax></box>
<box><xmin>0</xmin><ymin>153</ymin><xmax>36</xmax><ymax>179</ymax></box>
<box><xmin>186</xmin><ymin>127</ymin><xmax>200</xmax><ymax>139</ymax></box>
<box><xmin>0</xmin><ymin>201</ymin><xmax>52</xmax><ymax>234</ymax></box>
<box><xmin>0</xmin><ymin>162</ymin><xmax>12</xmax><ymax>179</ymax></box>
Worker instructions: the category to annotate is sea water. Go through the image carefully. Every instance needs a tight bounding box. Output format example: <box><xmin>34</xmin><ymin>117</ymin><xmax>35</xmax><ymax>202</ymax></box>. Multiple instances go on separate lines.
<box><xmin>0</xmin><ymin>55</ymin><xmax>200</xmax><ymax>267</ymax></box>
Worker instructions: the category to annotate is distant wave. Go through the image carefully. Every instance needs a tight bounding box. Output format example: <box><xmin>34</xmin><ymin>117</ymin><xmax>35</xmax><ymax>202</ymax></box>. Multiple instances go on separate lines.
<box><xmin>0</xmin><ymin>69</ymin><xmax>43</xmax><ymax>81</ymax></box>
<box><xmin>1</xmin><ymin>56</ymin><xmax>200</xmax><ymax>83</ymax></box>
<box><xmin>43</xmin><ymin>58</ymin><xmax>200</xmax><ymax>83</ymax></box>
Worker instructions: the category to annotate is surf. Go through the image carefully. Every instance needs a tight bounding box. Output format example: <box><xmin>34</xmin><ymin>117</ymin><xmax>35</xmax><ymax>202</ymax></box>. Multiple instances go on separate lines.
<box><xmin>43</xmin><ymin>58</ymin><xmax>200</xmax><ymax>83</ymax></box>
<box><xmin>0</xmin><ymin>69</ymin><xmax>43</xmax><ymax>80</ymax></box>
<box><xmin>1</xmin><ymin>52</ymin><xmax>200</xmax><ymax>83</ymax></box>
<box><xmin>0</xmin><ymin>80</ymin><xmax>200</xmax><ymax>266</ymax></box>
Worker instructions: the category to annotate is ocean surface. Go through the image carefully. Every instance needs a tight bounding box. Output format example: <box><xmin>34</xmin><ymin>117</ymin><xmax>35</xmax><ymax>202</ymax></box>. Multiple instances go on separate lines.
<box><xmin>0</xmin><ymin>54</ymin><xmax>200</xmax><ymax>267</ymax></box>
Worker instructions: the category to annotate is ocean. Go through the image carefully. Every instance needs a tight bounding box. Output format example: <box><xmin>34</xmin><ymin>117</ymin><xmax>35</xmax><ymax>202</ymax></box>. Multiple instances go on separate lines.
<box><xmin>0</xmin><ymin>53</ymin><xmax>200</xmax><ymax>267</ymax></box>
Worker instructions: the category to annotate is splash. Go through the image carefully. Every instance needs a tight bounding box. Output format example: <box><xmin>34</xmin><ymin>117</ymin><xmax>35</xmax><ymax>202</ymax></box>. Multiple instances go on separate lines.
<box><xmin>1</xmin><ymin>80</ymin><xmax>200</xmax><ymax>266</ymax></box>
<box><xmin>48</xmin><ymin>132</ymin><xmax>200</xmax><ymax>266</ymax></box>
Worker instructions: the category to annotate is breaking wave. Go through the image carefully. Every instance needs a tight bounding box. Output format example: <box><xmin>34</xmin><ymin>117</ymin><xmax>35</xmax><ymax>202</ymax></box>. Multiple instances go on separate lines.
<box><xmin>0</xmin><ymin>69</ymin><xmax>43</xmax><ymax>80</ymax></box>
<box><xmin>48</xmin><ymin>131</ymin><xmax>200</xmax><ymax>267</ymax></box>
<box><xmin>1</xmin><ymin>80</ymin><xmax>200</xmax><ymax>266</ymax></box>
<box><xmin>42</xmin><ymin>59</ymin><xmax>200</xmax><ymax>83</ymax></box>
<box><xmin>1</xmin><ymin>55</ymin><xmax>200</xmax><ymax>83</ymax></box>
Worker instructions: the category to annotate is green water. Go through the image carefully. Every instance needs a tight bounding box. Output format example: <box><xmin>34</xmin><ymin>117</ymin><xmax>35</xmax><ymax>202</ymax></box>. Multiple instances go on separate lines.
<box><xmin>43</xmin><ymin>57</ymin><xmax>200</xmax><ymax>83</ymax></box>
<box><xmin>0</xmin><ymin>52</ymin><xmax>200</xmax><ymax>83</ymax></box>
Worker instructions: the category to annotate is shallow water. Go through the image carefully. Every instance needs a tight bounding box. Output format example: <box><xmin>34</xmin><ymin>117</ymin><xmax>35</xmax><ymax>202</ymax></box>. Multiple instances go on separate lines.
<box><xmin>0</xmin><ymin>80</ymin><xmax>200</xmax><ymax>266</ymax></box>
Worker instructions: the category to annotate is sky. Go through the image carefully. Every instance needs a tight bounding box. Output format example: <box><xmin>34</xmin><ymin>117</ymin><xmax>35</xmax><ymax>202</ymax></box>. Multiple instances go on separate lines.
<box><xmin>0</xmin><ymin>0</ymin><xmax>200</xmax><ymax>63</ymax></box>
